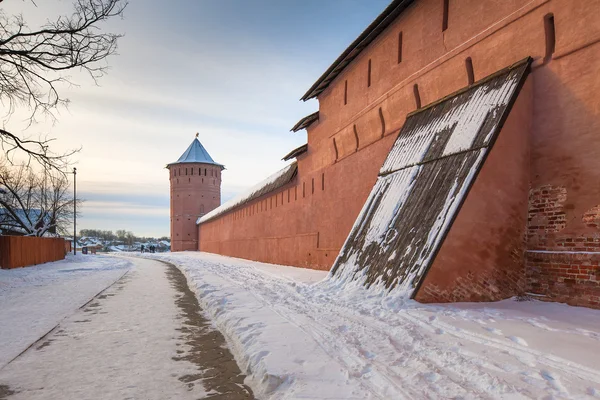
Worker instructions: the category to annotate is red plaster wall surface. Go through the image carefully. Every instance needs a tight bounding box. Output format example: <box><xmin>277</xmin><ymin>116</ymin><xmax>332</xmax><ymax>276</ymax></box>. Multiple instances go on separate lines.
<box><xmin>197</xmin><ymin>0</ymin><xmax>600</xmax><ymax>307</ymax></box>
<box><xmin>170</xmin><ymin>163</ymin><xmax>221</xmax><ymax>252</ymax></box>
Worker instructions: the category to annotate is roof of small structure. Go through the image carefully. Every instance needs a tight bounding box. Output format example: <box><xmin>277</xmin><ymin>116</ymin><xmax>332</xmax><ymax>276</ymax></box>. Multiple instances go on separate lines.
<box><xmin>291</xmin><ymin>112</ymin><xmax>319</xmax><ymax>132</ymax></box>
<box><xmin>168</xmin><ymin>137</ymin><xmax>224</xmax><ymax>169</ymax></box>
<box><xmin>0</xmin><ymin>208</ymin><xmax>52</xmax><ymax>235</ymax></box>
<box><xmin>301</xmin><ymin>0</ymin><xmax>415</xmax><ymax>101</ymax></box>
<box><xmin>197</xmin><ymin>161</ymin><xmax>298</xmax><ymax>225</ymax></box>
<box><xmin>282</xmin><ymin>143</ymin><xmax>308</xmax><ymax>161</ymax></box>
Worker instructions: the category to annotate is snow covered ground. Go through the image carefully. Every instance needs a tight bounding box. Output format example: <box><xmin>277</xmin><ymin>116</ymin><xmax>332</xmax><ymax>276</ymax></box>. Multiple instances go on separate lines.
<box><xmin>137</xmin><ymin>251</ymin><xmax>600</xmax><ymax>399</ymax></box>
<box><xmin>0</xmin><ymin>254</ymin><xmax>132</xmax><ymax>369</ymax></box>
<box><xmin>0</xmin><ymin>257</ymin><xmax>251</xmax><ymax>399</ymax></box>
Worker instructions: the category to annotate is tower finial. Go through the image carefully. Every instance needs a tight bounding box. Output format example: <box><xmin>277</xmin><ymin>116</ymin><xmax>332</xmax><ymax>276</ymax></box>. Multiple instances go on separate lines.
<box><xmin>195</xmin><ymin>132</ymin><xmax>199</xmax><ymax>138</ymax></box>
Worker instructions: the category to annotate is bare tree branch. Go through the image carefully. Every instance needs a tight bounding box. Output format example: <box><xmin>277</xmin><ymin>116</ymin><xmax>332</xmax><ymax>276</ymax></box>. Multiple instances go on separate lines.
<box><xmin>0</xmin><ymin>0</ymin><xmax>127</xmax><ymax>170</ymax></box>
<box><xmin>0</xmin><ymin>157</ymin><xmax>81</xmax><ymax>236</ymax></box>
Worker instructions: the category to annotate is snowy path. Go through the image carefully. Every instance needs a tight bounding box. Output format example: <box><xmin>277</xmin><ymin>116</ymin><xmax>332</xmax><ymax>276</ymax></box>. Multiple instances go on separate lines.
<box><xmin>139</xmin><ymin>252</ymin><xmax>600</xmax><ymax>399</ymax></box>
<box><xmin>0</xmin><ymin>255</ymin><xmax>131</xmax><ymax>369</ymax></box>
<box><xmin>0</xmin><ymin>257</ymin><xmax>253</xmax><ymax>399</ymax></box>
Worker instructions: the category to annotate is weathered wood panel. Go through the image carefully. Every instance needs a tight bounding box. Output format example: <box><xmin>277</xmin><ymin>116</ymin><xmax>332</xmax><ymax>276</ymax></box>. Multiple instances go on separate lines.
<box><xmin>331</xmin><ymin>58</ymin><xmax>531</xmax><ymax>296</ymax></box>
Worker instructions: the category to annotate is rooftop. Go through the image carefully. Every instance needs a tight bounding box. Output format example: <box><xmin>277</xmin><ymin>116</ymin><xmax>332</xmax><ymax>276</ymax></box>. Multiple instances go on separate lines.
<box><xmin>290</xmin><ymin>112</ymin><xmax>319</xmax><ymax>132</ymax></box>
<box><xmin>168</xmin><ymin>135</ymin><xmax>224</xmax><ymax>169</ymax></box>
<box><xmin>197</xmin><ymin>161</ymin><xmax>298</xmax><ymax>225</ymax></box>
<box><xmin>301</xmin><ymin>0</ymin><xmax>415</xmax><ymax>101</ymax></box>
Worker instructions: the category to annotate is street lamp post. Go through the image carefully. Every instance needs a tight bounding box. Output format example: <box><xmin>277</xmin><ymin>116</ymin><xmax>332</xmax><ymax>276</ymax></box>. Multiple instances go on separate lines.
<box><xmin>73</xmin><ymin>167</ymin><xmax>77</xmax><ymax>255</ymax></box>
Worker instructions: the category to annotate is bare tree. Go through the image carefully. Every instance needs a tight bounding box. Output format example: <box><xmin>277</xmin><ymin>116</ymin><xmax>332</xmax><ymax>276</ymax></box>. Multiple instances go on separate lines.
<box><xmin>0</xmin><ymin>158</ymin><xmax>81</xmax><ymax>236</ymax></box>
<box><xmin>0</xmin><ymin>0</ymin><xmax>127</xmax><ymax>169</ymax></box>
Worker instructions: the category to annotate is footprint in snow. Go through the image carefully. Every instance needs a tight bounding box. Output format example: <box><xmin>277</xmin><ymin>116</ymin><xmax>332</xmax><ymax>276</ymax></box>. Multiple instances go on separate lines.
<box><xmin>359</xmin><ymin>349</ymin><xmax>376</xmax><ymax>360</ymax></box>
<box><xmin>507</xmin><ymin>335</ymin><xmax>528</xmax><ymax>346</ymax></box>
<box><xmin>540</xmin><ymin>370</ymin><xmax>568</xmax><ymax>394</ymax></box>
<box><xmin>435</xmin><ymin>328</ymin><xmax>444</xmax><ymax>335</ymax></box>
<box><xmin>421</xmin><ymin>372</ymin><xmax>440</xmax><ymax>383</ymax></box>
<box><xmin>484</xmin><ymin>327</ymin><xmax>503</xmax><ymax>335</ymax></box>
<box><xmin>587</xmin><ymin>387</ymin><xmax>600</xmax><ymax>397</ymax></box>
<box><xmin>349</xmin><ymin>364</ymin><xmax>372</xmax><ymax>378</ymax></box>
<box><xmin>526</xmin><ymin>318</ymin><xmax>555</xmax><ymax>331</ymax></box>
<box><xmin>576</xmin><ymin>328</ymin><xmax>600</xmax><ymax>340</ymax></box>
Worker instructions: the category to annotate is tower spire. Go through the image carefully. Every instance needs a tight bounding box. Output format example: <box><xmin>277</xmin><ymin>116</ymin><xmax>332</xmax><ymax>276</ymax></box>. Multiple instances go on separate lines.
<box><xmin>195</xmin><ymin>132</ymin><xmax>199</xmax><ymax>138</ymax></box>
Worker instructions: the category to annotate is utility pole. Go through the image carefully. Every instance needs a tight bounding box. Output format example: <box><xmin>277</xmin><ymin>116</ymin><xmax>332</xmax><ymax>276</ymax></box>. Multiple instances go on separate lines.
<box><xmin>73</xmin><ymin>167</ymin><xmax>77</xmax><ymax>255</ymax></box>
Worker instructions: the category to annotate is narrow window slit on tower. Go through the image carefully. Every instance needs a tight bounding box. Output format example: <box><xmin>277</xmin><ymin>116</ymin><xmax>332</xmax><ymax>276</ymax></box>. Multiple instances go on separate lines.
<box><xmin>344</xmin><ymin>80</ymin><xmax>348</xmax><ymax>105</ymax></box>
<box><xmin>413</xmin><ymin>84</ymin><xmax>422</xmax><ymax>109</ymax></box>
<box><xmin>333</xmin><ymin>138</ymin><xmax>339</xmax><ymax>161</ymax></box>
<box><xmin>312</xmin><ymin>178</ymin><xmax>315</xmax><ymax>194</ymax></box>
<box><xmin>379</xmin><ymin>107</ymin><xmax>386</xmax><ymax>137</ymax></box>
<box><xmin>398</xmin><ymin>31</ymin><xmax>403</xmax><ymax>63</ymax></box>
<box><xmin>544</xmin><ymin>13</ymin><xmax>556</xmax><ymax>61</ymax></box>
<box><xmin>442</xmin><ymin>0</ymin><xmax>449</xmax><ymax>31</ymax></box>
<box><xmin>367</xmin><ymin>59</ymin><xmax>372</xmax><ymax>87</ymax></box>
<box><xmin>322</xmin><ymin>173</ymin><xmax>325</xmax><ymax>191</ymax></box>
<box><xmin>465</xmin><ymin>57</ymin><xmax>474</xmax><ymax>85</ymax></box>
<box><xmin>353</xmin><ymin>124</ymin><xmax>360</xmax><ymax>150</ymax></box>
<box><xmin>303</xmin><ymin>182</ymin><xmax>306</xmax><ymax>198</ymax></box>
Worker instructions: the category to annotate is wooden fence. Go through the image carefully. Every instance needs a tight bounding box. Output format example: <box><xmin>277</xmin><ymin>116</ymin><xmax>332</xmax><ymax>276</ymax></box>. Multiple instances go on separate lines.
<box><xmin>0</xmin><ymin>236</ymin><xmax>66</xmax><ymax>269</ymax></box>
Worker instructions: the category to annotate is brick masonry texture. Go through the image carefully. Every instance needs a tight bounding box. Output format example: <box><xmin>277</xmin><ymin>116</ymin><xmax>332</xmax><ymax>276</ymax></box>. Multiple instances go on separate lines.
<box><xmin>418</xmin><ymin>266</ymin><xmax>527</xmax><ymax>303</ymax></box>
<box><xmin>583</xmin><ymin>205</ymin><xmax>600</xmax><ymax>229</ymax></box>
<box><xmin>527</xmin><ymin>185</ymin><xmax>568</xmax><ymax>249</ymax></box>
<box><xmin>526</xmin><ymin>252</ymin><xmax>600</xmax><ymax>308</ymax></box>
<box><xmin>526</xmin><ymin>185</ymin><xmax>600</xmax><ymax>308</ymax></box>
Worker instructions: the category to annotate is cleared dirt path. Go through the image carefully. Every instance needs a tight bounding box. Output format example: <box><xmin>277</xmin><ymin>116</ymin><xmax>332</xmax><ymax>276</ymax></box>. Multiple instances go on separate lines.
<box><xmin>0</xmin><ymin>257</ymin><xmax>253</xmax><ymax>400</ymax></box>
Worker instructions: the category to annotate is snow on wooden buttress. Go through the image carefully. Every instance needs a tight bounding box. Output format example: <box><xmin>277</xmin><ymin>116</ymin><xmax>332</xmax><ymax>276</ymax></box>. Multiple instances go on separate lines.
<box><xmin>331</xmin><ymin>58</ymin><xmax>532</xmax><ymax>298</ymax></box>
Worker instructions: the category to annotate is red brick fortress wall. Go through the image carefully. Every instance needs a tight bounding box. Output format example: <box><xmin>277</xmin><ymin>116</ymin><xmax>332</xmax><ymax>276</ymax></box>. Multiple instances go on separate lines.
<box><xmin>197</xmin><ymin>139</ymin><xmax>392</xmax><ymax>270</ymax></box>
<box><xmin>526</xmin><ymin>185</ymin><xmax>600</xmax><ymax>307</ymax></box>
<box><xmin>197</xmin><ymin>0</ymin><xmax>600</xmax><ymax>307</ymax></box>
<box><xmin>523</xmin><ymin>0</ymin><xmax>600</xmax><ymax>308</ymax></box>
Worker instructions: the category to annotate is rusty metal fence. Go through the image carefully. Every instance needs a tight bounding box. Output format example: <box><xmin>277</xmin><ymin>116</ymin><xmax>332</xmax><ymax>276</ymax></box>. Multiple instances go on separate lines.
<box><xmin>0</xmin><ymin>236</ymin><xmax>66</xmax><ymax>269</ymax></box>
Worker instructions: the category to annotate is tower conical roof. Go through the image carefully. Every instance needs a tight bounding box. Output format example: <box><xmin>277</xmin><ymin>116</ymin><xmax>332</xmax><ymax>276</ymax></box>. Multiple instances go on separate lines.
<box><xmin>168</xmin><ymin>137</ymin><xmax>224</xmax><ymax>169</ymax></box>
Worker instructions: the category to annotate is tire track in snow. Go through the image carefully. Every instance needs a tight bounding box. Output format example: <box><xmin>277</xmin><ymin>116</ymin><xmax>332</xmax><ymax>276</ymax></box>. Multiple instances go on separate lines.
<box><xmin>201</xmin><ymin>261</ymin><xmax>519</xmax><ymax>398</ymax></box>
<box><xmin>399</xmin><ymin>310</ymin><xmax>600</xmax><ymax>386</ymax></box>
<box><xmin>209</xmin><ymin>261</ymin><xmax>414</xmax><ymax>399</ymax></box>
<box><xmin>143</xmin><ymin>254</ymin><xmax>600</xmax><ymax>399</ymax></box>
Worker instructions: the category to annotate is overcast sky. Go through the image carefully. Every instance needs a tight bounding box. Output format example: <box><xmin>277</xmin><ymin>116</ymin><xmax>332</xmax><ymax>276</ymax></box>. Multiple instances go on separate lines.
<box><xmin>2</xmin><ymin>0</ymin><xmax>390</xmax><ymax>237</ymax></box>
